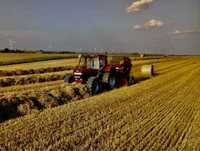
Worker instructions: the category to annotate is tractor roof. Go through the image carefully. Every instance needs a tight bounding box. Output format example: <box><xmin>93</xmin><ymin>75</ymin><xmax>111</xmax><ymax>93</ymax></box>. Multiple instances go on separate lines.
<box><xmin>79</xmin><ymin>53</ymin><xmax>107</xmax><ymax>58</ymax></box>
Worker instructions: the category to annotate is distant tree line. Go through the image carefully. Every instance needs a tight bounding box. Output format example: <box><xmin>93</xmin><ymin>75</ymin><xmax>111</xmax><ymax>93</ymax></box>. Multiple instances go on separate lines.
<box><xmin>0</xmin><ymin>48</ymin><xmax>77</xmax><ymax>54</ymax></box>
<box><xmin>0</xmin><ymin>48</ymin><xmax>182</xmax><ymax>56</ymax></box>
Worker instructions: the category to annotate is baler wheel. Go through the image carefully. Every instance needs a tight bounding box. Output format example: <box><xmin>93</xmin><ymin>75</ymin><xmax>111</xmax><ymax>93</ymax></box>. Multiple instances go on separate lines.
<box><xmin>108</xmin><ymin>74</ymin><xmax>117</xmax><ymax>89</ymax></box>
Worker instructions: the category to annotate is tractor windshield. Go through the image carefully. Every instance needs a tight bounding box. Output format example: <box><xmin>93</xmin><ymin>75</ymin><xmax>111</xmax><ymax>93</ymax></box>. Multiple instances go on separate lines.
<box><xmin>79</xmin><ymin>57</ymin><xmax>86</xmax><ymax>67</ymax></box>
<box><xmin>87</xmin><ymin>57</ymin><xmax>99</xmax><ymax>69</ymax></box>
<box><xmin>79</xmin><ymin>56</ymin><xmax>100</xmax><ymax>69</ymax></box>
<box><xmin>92</xmin><ymin>57</ymin><xmax>100</xmax><ymax>69</ymax></box>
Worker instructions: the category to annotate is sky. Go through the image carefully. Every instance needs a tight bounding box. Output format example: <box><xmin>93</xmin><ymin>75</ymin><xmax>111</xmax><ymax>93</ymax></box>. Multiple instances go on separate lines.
<box><xmin>0</xmin><ymin>0</ymin><xmax>199</xmax><ymax>54</ymax></box>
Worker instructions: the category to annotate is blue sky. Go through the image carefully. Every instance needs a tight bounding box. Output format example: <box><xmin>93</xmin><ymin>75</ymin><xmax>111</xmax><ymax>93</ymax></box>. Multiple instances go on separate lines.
<box><xmin>0</xmin><ymin>0</ymin><xmax>199</xmax><ymax>54</ymax></box>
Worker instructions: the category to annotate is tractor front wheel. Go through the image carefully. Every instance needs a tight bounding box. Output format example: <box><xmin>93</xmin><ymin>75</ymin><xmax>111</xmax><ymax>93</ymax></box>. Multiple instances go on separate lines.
<box><xmin>87</xmin><ymin>77</ymin><xmax>101</xmax><ymax>95</ymax></box>
<box><xmin>64</xmin><ymin>75</ymin><xmax>74</xmax><ymax>83</ymax></box>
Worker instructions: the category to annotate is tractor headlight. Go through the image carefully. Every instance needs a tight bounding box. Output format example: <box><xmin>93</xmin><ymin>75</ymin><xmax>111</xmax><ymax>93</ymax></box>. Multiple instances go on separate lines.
<box><xmin>74</xmin><ymin>72</ymin><xmax>83</xmax><ymax>76</ymax></box>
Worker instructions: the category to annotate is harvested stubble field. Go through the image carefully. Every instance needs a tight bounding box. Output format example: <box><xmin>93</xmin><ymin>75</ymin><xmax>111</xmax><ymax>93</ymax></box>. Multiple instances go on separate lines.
<box><xmin>0</xmin><ymin>56</ymin><xmax>189</xmax><ymax>123</ymax></box>
<box><xmin>0</xmin><ymin>56</ymin><xmax>200</xmax><ymax>150</ymax></box>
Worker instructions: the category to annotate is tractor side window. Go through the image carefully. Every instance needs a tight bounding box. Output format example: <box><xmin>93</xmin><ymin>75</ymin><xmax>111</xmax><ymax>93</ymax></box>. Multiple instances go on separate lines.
<box><xmin>79</xmin><ymin>57</ymin><xmax>86</xmax><ymax>67</ymax></box>
<box><xmin>87</xmin><ymin>58</ymin><xmax>92</xmax><ymax>68</ymax></box>
<box><xmin>99</xmin><ymin>58</ymin><xmax>105</xmax><ymax>68</ymax></box>
<box><xmin>93</xmin><ymin>57</ymin><xmax>100</xmax><ymax>69</ymax></box>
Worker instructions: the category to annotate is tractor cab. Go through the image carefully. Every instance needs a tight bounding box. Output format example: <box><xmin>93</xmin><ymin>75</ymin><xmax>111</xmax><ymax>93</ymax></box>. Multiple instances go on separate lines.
<box><xmin>78</xmin><ymin>54</ymin><xmax>107</xmax><ymax>70</ymax></box>
<box><xmin>65</xmin><ymin>54</ymin><xmax>107</xmax><ymax>84</ymax></box>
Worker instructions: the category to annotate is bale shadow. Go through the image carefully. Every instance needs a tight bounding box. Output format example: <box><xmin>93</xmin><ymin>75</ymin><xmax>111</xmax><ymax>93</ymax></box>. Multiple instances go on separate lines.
<box><xmin>0</xmin><ymin>106</ymin><xmax>22</xmax><ymax>123</ymax></box>
<box><xmin>134</xmin><ymin>73</ymin><xmax>159</xmax><ymax>84</ymax></box>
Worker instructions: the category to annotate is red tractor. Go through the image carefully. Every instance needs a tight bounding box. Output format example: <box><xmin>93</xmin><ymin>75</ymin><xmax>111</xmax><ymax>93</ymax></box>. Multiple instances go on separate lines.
<box><xmin>64</xmin><ymin>54</ymin><xmax>134</xmax><ymax>95</ymax></box>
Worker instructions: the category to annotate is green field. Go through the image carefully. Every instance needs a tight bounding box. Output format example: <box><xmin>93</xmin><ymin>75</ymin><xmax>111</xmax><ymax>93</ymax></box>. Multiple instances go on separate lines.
<box><xmin>0</xmin><ymin>52</ymin><xmax>77</xmax><ymax>66</ymax></box>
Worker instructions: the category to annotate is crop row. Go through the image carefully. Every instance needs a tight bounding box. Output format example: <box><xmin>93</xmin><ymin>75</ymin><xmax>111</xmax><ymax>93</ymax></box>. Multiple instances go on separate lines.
<box><xmin>0</xmin><ymin>80</ymin><xmax>64</xmax><ymax>94</ymax></box>
<box><xmin>0</xmin><ymin>66</ymin><xmax>73</xmax><ymax>77</ymax></box>
<box><xmin>0</xmin><ymin>71</ymin><xmax>71</xmax><ymax>87</ymax></box>
<box><xmin>0</xmin><ymin>83</ymin><xmax>90</xmax><ymax>122</ymax></box>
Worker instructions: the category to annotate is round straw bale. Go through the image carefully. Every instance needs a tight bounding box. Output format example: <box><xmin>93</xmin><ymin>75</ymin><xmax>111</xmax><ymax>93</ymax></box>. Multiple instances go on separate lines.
<box><xmin>141</xmin><ymin>65</ymin><xmax>154</xmax><ymax>77</ymax></box>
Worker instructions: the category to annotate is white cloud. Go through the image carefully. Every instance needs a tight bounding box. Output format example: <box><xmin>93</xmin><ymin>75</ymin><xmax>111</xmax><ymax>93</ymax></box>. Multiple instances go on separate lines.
<box><xmin>173</xmin><ymin>30</ymin><xmax>181</xmax><ymax>34</ymax></box>
<box><xmin>133</xmin><ymin>19</ymin><xmax>164</xmax><ymax>30</ymax></box>
<box><xmin>169</xmin><ymin>29</ymin><xmax>200</xmax><ymax>40</ymax></box>
<box><xmin>144</xmin><ymin>19</ymin><xmax>164</xmax><ymax>28</ymax></box>
<box><xmin>133</xmin><ymin>25</ymin><xmax>142</xmax><ymax>30</ymax></box>
<box><xmin>127</xmin><ymin>0</ymin><xmax>154</xmax><ymax>13</ymax></box>
<box><xmin>171</xmin><ymin>29</ymin><xmax>200</xmax><ymax>35</ymax></box>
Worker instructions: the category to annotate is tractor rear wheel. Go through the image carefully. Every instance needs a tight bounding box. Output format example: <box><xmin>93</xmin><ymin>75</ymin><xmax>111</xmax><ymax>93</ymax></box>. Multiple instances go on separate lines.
<box><xmin>87</xmin><ymin>77</ymin><xmax>101</xmax><ymax>95</ymax></box>
<box><xmin>108</xmin><ymin>74</ymin><xmax>117</xmax><ymax>89</ymax></box>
